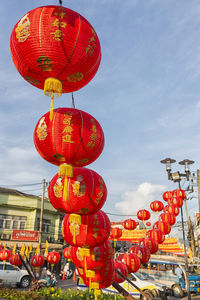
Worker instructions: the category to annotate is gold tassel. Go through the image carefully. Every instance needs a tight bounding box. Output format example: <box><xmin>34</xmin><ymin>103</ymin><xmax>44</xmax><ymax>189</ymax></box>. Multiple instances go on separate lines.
<box><xmin>69</xmin><ymin>214</ymin><xmax>81</xmax><ymax>224</ymax></box>
<box><xmin>44</xmin><ymin>77</ymin><xmax>62</xmax><ymax>97</ymax></box>
<box><xmin>59</xmin><ymin>164</ymin><xmax>73</xmax><ymax>177</ymax></box>
<box><xmin>63</xmin><ymin>177</ymin><xmax>68</xmax><ymax>201</ymax></box>
<box><xmin>50</xmin><ymin>95</ymin><xmax>54</xmax><ymax>121</ymax></box>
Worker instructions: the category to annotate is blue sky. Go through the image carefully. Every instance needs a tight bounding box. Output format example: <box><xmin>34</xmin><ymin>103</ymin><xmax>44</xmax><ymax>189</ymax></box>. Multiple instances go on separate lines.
<box><xmin>1</xmin><ymin>0</ymin><xmax>200</xmax><ymax>230</ymax></box>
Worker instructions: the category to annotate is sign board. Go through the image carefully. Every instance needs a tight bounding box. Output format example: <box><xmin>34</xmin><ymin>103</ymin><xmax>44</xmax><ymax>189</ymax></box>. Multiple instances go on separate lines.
<box><xmin>11</xmin><ymin>230</ymin><xmax>39</xmax><ymax>241</ymax></box>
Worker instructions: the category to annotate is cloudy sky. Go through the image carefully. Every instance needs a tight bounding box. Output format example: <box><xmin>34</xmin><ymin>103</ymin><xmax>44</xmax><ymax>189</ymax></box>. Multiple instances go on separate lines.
<box><xmin>1</xmin><ymin>0</ymin><xmax>200</xmax><ymax>232</ymax></box>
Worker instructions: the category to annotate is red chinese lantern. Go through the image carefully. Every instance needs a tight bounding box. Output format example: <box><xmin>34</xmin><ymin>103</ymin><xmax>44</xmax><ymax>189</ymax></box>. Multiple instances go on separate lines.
<box><xmin>77</xmin><ymin>259</ymin><xmax>114</xmax><ymax>289</ymax></box>
<box><xmin>10</xmin><ymin>6</ymin><xmax>101</xmax><ymax>106</ymax></box>
<box><xmin>62</xmin><ymin>210</ymin><xmax>110</xmax><ymax>247</ymax></box>
<box><xmin>146</xmin><ymin>222</ymin><xmax>151</xmax><ymax>227</ymax></box>
<box><xmin>163</xmin><ymin>204</ymin><xmax>179</xmax><ymax>216</ymax></box>
<box><xmin>168</xmin><ymin>196</ymin><xmax>183</xmax><ymax>208</ymax></box>
<box><xmin>48</xmin><ymin>167</ymin><xmax>107</xmax><ymax>214</ymax></box>
<box><xmin>30</xmin><ymin>254</ymin><xmax>45</xmax><ymax>267</ymax></box>
<box><xmin>0</xmin><ymin>249</ymin><xmax>12</xmax><ymax>261</ymax></box>
<box><xmin>46</xmin><ymin>251</ymin><xmax>60</xmax><ymax>265</ymax></box>
<box><xmin>63</xmin><ymin>246</ymin><xmax>71</xmax><ymax>260</ymax></box>
<box><xmin>9</xmin><ymin>254</ymin><xmax>22</xmax><ymax>266</ymax></box>
<box><xmin>117</xmin><ymin>253</ymin><xmax>140</xmax><ymax>273</ymax></box>
<box><xmin>159</xmin><ymin>212</ymin><xmax>176</xmax><ymax>226</ymax></box>
<box><xmin>128</xmin><ymin>245</ymin><xmax>150</xmax><ymax>264</ymax></box>
<box><xmin>34</xmin><ymin>108</ymin><xmax>104</xmax><ymax>169</ymax></box>
<box><xmin>110</xmin><ymin>228</ymin><xmax>122</xmax><ymax>240</ymax></box>
<box><xmin>173</xmin><ymin>189</ymin><xmax>186</xmax><ymax>200</ymax></box>
<box><xmin>162</xmin><ymin>191</ymin><xmax>173</xmax><ymax>202</ymax></box>
<box><xmin>123</xmin><ymin>219</ymin><xmax>136</xmax><ymax>230</ymax></box>
<box><xmin>153</xmin><ymin>221</ymin><xmax>171</xmax><ymax>235</ymax></box>
<box><xmin>150</xmin><ymin>201</ymin><xmax>164</xmax><ymax>213</ymax></box>
<box><xmin>70</xmin><ymin>240</ymin><xmax>113</xmax><ymax>270</ymax></box>
<box><xmin>139</xmin><ymin>237</ymin><xmax>158</xmax><ymax>254</ymax></box>
<box><xmin>114</xmin><ymin>260</ymin><xmax>128</xmax><ymax>283</ymax></box>
<box><xmin>146</xmin><ymin>228</ymin><xmax>165</xmax><ymax>244</ymax></box>
<box><xmin>137</xmin><ymin>209</ymin><xmax>151</xmax><ymax>222</ymax></box>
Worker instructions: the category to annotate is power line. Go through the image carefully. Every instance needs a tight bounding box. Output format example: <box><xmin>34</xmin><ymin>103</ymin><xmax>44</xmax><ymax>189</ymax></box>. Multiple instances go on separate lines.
<box><xmin>0</xmin><ymin>182</ymin><xmax>42</xmax><ymax>187</ymax></box>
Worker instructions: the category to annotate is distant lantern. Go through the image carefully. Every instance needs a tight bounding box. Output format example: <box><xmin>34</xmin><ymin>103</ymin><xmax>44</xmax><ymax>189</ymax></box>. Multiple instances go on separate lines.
<box><xmin>114</xmin><ymin>260</ymin><xmax>129</xmax><ymax>283</ymax></box>
<box><xmin>34</xmin><ymin>108</ymin><xmax>104</xmax><ymax>169</ymax></box>
<box><xmin>46</xmin><ymin>251</ymin><xmax>60</xmax><ymax>265</ymax></box>
<box><xmin>117</xmin><ymin>253</ymin><xmax>140</xmax><ymax>273</ymax></box>
<box><xmin>162</xmin><ymin>191</ymin><xmax>173</xmax><ymax>202</ymax></box>
<box><xmin>146</xmin><ymin>228</ymin><xmax>165</xmax><ymax>244</ymax></box>
<box><xmin>110</xmin><ymin>227</ymin><xmax>122</xmax><ymax>248</ymax></box>
<box><xmin>137</xmin><ymin>209</ymin><xmax>151</xmax><ymax>222</ymax></box>
<box><xmin>168</xmin><ymin>196</ymin><xmax>183</xmax><ymax>208</ymax></box>
<box><xmin>123</xmin><ymin>219</ymin><xmax>136</xmax><ymax>230</ymax></box>
<box><xmin>9</xmin><ymin>254</ymin><xmax>22</xmax><ymax>266</ymax></box>
<box><xmin>159</xmin><ymin>212</ymin><xmax>176</xmax><ymax>226</ymax></box>
<box><xmin>128</xmin><ymin>245</ymin><xmax>150</xmax><ymax>264</ymax></box>
<box><xmin>48</xmin><ymin>167</ymin><xmax>107</xmax><ymax>215</ymax></box>
<box><xmin>30</xmin><ymin>254</ymin><xmax>45</xmax><ymax>267</ymax></box>
<box><xmin>0</xmin><ymin>249</ymin><xmax>12</xmax><ymax>261</ymax></box>
<box><xmin>146</xmin><ymin>222</ymin><xmax>151</xmax><ymax>227</ymax></box>
<box><xmin>63</xmin><ymin>247</ymin><xmax>71</xmax><ymax>260</ymax></box>
<box><xmin>10</xmin><ymin>5</ymin><xmax>101</xmax><ymax>119</ymax></box>
<box><xmin>163</xmin><ymin>204</ymin><xmax>179</xmax><ymax>216</ymax></box>
<box><xmin>139</xmin><ymin>237</ymin><xmax>158</xmax><ymax>254</ymax></box>
<box><xmin>172</xmin><ymin>189</ymin><xmax>186</xmax><ymax>200</ymax></box>
<box><xmin>150</xmin><ymin>201</ymin><xmax>164</xmax><ymax>214</ymax></box>
<box><xmin>153</xmin><ymin>221</ymin><xmax>171</xmax><ymax>235</ymax></box>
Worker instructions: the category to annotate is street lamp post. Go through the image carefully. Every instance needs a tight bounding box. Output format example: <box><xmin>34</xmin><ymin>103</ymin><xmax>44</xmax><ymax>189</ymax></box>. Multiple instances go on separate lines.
<box><xmin>160</xmin><ymin>157</ymin><xmax>194</xmax><ymax>300</ymax></box>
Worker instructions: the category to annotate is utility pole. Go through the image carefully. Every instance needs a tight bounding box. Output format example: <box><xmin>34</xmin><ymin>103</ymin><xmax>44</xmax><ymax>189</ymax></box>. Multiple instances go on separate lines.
<box><xmin>197</xmin><ymin>169</ymin><xmax>200</xmax><ymax>213</ymax></box>
<box><xmin>38</xmin><ymin>179</ymin><xmax>46</xmax><ymax>251</ymax></box>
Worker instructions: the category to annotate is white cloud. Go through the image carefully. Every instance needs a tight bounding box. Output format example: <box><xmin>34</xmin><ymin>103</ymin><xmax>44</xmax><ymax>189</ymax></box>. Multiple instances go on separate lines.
<box><xmin>115</xmin><ymin>182</ymin><xmax>166</xmax><ymax>215</ymax></box>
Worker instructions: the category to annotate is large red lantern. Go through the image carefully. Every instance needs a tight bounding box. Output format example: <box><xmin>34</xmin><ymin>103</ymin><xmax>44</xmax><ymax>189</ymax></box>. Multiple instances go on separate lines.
<box><xmin>150</xmin><ymin>201</ymin><xmax>164</xmax><ymax>213</ymax></box>
<box><xmin>146</xmin><ymin>228</ymin><xmax>165</xmax><ymax>244</ymax></box>
<box><xmin>0</xmin><ymin>249</ymin><xmax>12</xmax><ymax>261</ymax></box>
<box><xmin>159</xmin><ymin>212</ymin><xmax>176</xmax><ymax>226</ymax></box>
<box><xmin>10</xmin><ymin>6</ymin><xmax>101</xmax><ymax>96</ymax></box>
<box><xmin>173</xmin><ymin>189</ymin><xmax>186</xmax><ymax>200</ymax></box>
<box><xmin>46</xmin><ymin>251</ymin><xmax>60</xmax><ymax>265</ymax></box>
<box><xmin>70</xmin><ymin>240</ymin><xmax>113</xmax><ymax>270</ymax></box>
<box><xmin>162</xmin><ymin>191</ymin><xmax>173</xmax><ymax>202</ymax></box>
<box><xmin>77</xmin><ymin>259</ymin><xmax>114</xmax><ymax>289</ymax></box>
<box><xmin>117</xmin><ymin>253</ymin><xmax>140</xmax><ymax>273</ymax></box>
<box><xmin>48</xmin><ymin>167</ymin><xmax>107</xmax><ymax>214</ymax></box>
<box><xmin>153</xmin><ymin>221</ymin><xmax>171</xmax><ymax>235</ymax></box>
<box><xmin>9</xmin><ymin>254</ymin><xmax>22</xmax><ymax>266</ymax></box>
<box><xmin>63</xmin><ymin>246</ymin><xmax>71</xmax><ymax>260</ymax></box>
<box><xmin>123</xmin><ymin>219</ymin><xmax>136</xmax><ymax>230</ymax></box>
<box><xmin>30</xmin><ymin>254</ymin><xmax>45</xmax><ymax>267</ymax></box>
<box><xmin>139</xmin><ymin>237</ymin><xmax>158</xmax><ymax>254</ymax></box>
<box><xmin>137</xmin><ymin>209</ymin><xmax>151</xmax><ymax>222</ymax></box>
<box><xmin>34</xmin><ymin>108</ymin><xmax>104</xmax><ymax>169</ymax></box>
<box><xmin>168</xmin><ymin>196</ymin><xmax>183</xmax><ymax>208</ymax></box>
<box><xmin>128</xmin><ymin>245</ymin><xmax>150</xmax><ymax>264</ymax></box>
<box><xmin>114</xmin><ymin>260</ymin><xmax>128</xmax><ymax>283</ymax></box>
<box><xmin>62</xmin><ymin>210</ymin><xmax>110</xmax><ymax>247</ymax></box>
<box><xmin>163</xmin><ymin>204</ymin><xmax>180</xmax><ymax>216</ymax></box>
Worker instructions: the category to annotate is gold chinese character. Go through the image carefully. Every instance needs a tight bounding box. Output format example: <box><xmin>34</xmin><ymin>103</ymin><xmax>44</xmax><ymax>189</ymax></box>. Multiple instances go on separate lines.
<box><xmin>63</xmin><ymin>115</ymin><xmax>73</xmax><ymax>125</ymax></box>
<box><xmin>50</xmin><ymin>29</ymin><xmax>64</xmax><ymax>41</ymax></box>
<box><xmin>63</xmin><ymin>125</ymin><xmax>73</xmax><ymax>134</ymax></box>
<box><xmin>37</xmin><ymin>56</ymin><xmax>52</xmax><ymax>71</ymax></box>
<box><xmin>91</xmin><ymin>125</ymin><xmax>97</xmax><ymax>132</ymax></box>
<box><xmin>85</xmin><ymin>45</ymin><xmax>94</xmax><ymax>57</ymax></box>
<box><xmin>53</xmin><ymin>11</ymin><xmax>66</xmax><ymax>19</ymax></box>
<box><xmin>62</xmin><ymin>134</ymin><xmax>74</xmax><ymax>143</ymax></box>
<box><xmin>90</xmin><ymin>133</ymin><xmax>97</xmax><ymax>141</ymax></box>
<box><xmin>87</xmin><ymin>141</ymin><xmax>95</xmax><ymax>149</ymax></box>
<box><xmin>52</xmin><ymin>18</ymin><xmax>67</xmax><ymax>28</ymax></box>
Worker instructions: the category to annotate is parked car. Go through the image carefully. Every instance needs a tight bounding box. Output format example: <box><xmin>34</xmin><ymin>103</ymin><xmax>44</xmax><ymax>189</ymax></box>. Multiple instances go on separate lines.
<box><xmin>0</xmin><ymin>261</ymin><xmax>31</xmax><ymax>288</ymax></box>
<box><xmin>77</xmin><ymin>271</ymin><xmax>171</xmax><ymax>299</ymax></box>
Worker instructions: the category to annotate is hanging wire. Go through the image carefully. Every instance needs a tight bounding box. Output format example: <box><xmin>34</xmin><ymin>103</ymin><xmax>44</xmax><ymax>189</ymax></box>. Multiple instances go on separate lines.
<box><xmin>59</xmin><ymin>0</ymin><xmax>63</xmax><ymax>6</ymax></box>
<box><xmin>72</xmin><ymin>92</ymin><xmax>75</xmax><ymax>108</ymax></box>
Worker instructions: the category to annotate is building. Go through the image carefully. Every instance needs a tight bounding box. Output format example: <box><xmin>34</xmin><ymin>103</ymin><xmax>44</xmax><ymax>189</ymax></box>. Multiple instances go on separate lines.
<box><xmin>0</xmin><ymin>187</ymin><xmax>64</xmax><ymax>250</ymax></box>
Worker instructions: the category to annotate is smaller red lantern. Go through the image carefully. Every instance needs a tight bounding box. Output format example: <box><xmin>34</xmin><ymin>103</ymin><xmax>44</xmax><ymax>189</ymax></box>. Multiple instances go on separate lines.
<box><xmin>46</xmin><ymin>251</ymin><xmax>60</xmax><ymax>265</ymax></box>
<box><xmin>30</xmin><ymin>255</ymin><xmax>45</xmax><ymax>267</ymax></box>
<box><xmin>123</xmin><ymin>219</ymin><xmax>136</xmax><ymax>230</ymax></box>
<box><xmin>146</xmin><ymin>228</ymin><xmax>165</xmax><ymax>244</ymax></box>
<box><xmin>128</xmin><ymin>245</ymin><xmax>150</xmax><ymax>264</ymax></box>
<box><xmin>0</xmin><ymin>249</ymin><xmax>12</xmax><ymax>261</ymax></box>
<box><xmin>153</xmin><ymin>221</ymin><xmax>171</xmax><ymax>235</ymax></box>
<box><xmin>150</xmin><ymin>201</ymin><xmax>164</xmax><ymax>213</ymax></box>
<box><xmin>117</xmin><ymin>253</ymin><xmax>140</xmax><ymax>273</ymax></box>
<box><xmin>168</xmin><ymin>196</ymin><xmax>183</xmax><ymax>208</ymax></box>
<box><xmin>9</xmin><ymin>254</ymin><xmax>22</xmax><ymax>266</ymax></box>
<box><xmin>114</xmin><ymin>260</ymin><xmax>129</xmax><ymax>283</ymax></box>
<box><xmin>159</xmin><ymin>212</ymin><xmax>176</xmax><ymax>226</ymax></box>
<box><xmin>162</xmin><ymin>191</ymin><xmax>173</xmax><ymax>202</ymax></box>
<box><xmin>173</xmin><ymin>189</ymin><xmax>186</xmax><ymax>200</ymax></box>
<box><xmin>163</xmin><ymin>204</ymin><xmax>179</xmax><ymax>216</ymax></box>
<box><xmin>137</xmin><ymin>209</ymin><xmax>151</xmax><ymax>222</ymax></box>
<box><xmin>146</xmin><ymin>222</ymin><xmax>151</xmax><ymax>227</ymax></box>
<box><xmin>63</xmin><ymin>247</ymin><xmax>71</xmax><ymax>260</ymax></box>
<box><xmin>139</xmin><ymin>237</ymin><xmax>158</xmax><ymax>254</ymax></box>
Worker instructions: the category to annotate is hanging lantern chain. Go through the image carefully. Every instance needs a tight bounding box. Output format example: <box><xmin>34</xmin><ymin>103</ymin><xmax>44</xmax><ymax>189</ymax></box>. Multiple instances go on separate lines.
<box><xmin>72</xmin><ymin>92</ymin><xmax>75</xmax><ymax>108</ymax></box>
<box><xmin>59</xmin><ymin>0</ymin><xmax>63</xmax><ymax>6</ymax></box>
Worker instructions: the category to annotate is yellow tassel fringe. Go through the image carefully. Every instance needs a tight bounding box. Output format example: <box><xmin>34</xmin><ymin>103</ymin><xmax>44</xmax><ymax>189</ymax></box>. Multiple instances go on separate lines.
<box><xmin>59</xmin><ymin>164</ymin><xmax>73</xmax><ymax>177</ymax></box>
<box><xmin>44</xmin><ymin>77</ymin><xmax>62</xmax><ymax>97</ymax></box>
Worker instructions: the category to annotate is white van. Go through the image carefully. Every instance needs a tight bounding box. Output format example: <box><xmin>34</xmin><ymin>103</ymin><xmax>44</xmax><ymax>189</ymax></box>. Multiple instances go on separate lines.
<box><xmin>77</xmin><ymin>272</ymin><xmax>171</xmax><ymax>299</ymax></box>
<box><xmin>0</xmin><ymin>262</ymin><xmax>31</xmax><ymax>288</ymax></box>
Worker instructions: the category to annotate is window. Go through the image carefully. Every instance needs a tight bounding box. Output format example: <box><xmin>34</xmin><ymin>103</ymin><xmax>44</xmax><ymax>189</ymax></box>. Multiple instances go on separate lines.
<box><xmin>5</xmin><ymin>264</ymin><xmax>15</xmax><ymax>271</ymax></box>
<box><xmin>36</xmin><ymin>218</ymin><xmax>51</xmax><ymax>233</ymax></box>
<box><xmin>0</xmin><ymin>214</ymin><xmax>27</xmax><ymax>230</ymax></box>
